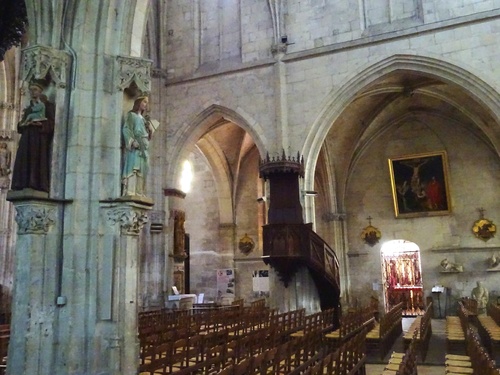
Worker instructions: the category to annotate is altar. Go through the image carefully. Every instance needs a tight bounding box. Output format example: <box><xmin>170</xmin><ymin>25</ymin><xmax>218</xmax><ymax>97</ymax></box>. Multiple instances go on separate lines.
<box><xmin>166</xmin><ymin>293</ymin><xmax>197</xmax><ymax>309</ymax></box>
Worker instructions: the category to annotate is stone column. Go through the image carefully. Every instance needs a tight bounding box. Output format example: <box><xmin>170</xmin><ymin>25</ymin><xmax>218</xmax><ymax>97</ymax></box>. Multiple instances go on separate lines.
<box><xmin>100</xmin><ymin>200</ymin><xmax>151</xmax><ymax>375</ymax></box>
<box><xmin>6</xmin><ymin>197</ymin><xmax>61</xmax><ymax>375</ymax></box>
<box><xmin>164</xmin><ymin>188</ymin><xmax>186</xmax><ymax>299</ymax></box>
<box><xmin>323</xmin><ymin>212</ymin><xmax>349</xmax><ymax>301</ymax></box>
<box><xmin>139</xmin><ymin>209</ymin><xmax>166</xmax><ymax>310</ymax></box>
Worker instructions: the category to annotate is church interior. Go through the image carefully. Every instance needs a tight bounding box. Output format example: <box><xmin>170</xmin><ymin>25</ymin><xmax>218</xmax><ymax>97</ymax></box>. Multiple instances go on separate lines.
<box><xmin>0</xmin><ymin>1</ymin><xmax>499</xmax><ymax>374</ymax></box>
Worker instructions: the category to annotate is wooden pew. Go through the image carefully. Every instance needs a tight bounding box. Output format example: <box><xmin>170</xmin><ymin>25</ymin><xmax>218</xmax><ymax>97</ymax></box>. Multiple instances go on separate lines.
<box><xmin>0</xmin><ymin>324</ymin><xmax>9</xmax><ymax>375</ymax></box>
<box><xmin>446</xmin><ymin>302</ymin><xmax>469</xmax><ymax>355</ymax></box>
<box><xmin>366</xmin><ymin>302</ymin><xmax>403</xmax><ymax>359</ymax></box>
<box><xmin>381</xmin><ymin>327</ymin><xmax>418</xmax><ymax>375</ymax></box>
<box><xmin>324</xmin><ymin>305</ymin><xmax>375</xmax><ymax>350</ymax></box>
<box><xmin>290</xmin><ymin>308</ymin><xmax>336</xmax><ymax>339</ymax></box>
<box><xmin>457</xmin><ymin>326</ymin><xmax>500</xmax><ymax>375</ymax></box>
<box><xmin>403</xmin><ymin>302</ymin><xmax>432</xmax><ymax>361</ymax></box>
<box><xmin>477</xmin><ymin>303</ymin><xmax>500</xmax><ymax>363</ymax></box>
<box><xmin>289</xmin><ymin>326</ymin><xmax>368</xmax><ymax>375</ymax></box>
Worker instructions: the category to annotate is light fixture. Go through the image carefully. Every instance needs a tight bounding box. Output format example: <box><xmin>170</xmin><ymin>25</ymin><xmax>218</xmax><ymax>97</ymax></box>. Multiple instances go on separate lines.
<box><xmin>302</xmin><ymin>190</ymin><xmax>318</xmax><ymax>196</ymax></box>
<box><xmin>257</xmin><ymin>196</ymin><xmax>266</xmax><ymax>202</ymax></box>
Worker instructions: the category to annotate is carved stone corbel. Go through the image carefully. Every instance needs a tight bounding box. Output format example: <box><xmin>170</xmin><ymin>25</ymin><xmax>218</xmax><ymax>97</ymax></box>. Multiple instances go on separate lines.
<box><xmin>322</xmin><ymin>212</ymin><xmax>347</xmax><ymax>222</ymax></box>
<box><xmin>21</xmin><ymin>45</ymin><xmax>70</xmax><ymax>88</ymax></box>
<box><xmin>14</xmin><ymin>203</ymin><xmax>56</xmax><ymax>234</ymax></box>
<box><xmin>106</xmin><ymin>205</ymin><xmax>149</xmax><ymax>236</ymax></box>
<box><xmin>116</xmin><ymin>56</ymin><xmax>153</xmax><ymax>94</ymax></box>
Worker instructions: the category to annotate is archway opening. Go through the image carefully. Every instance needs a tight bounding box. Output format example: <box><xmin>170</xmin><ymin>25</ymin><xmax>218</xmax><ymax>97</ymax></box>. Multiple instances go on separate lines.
<box><xmin>381</xmin><ymin>239</ymin><xmax>424</xmax><ymax>316</ymax></box>
<box><xmin>180</xmin><ymin>120</ymin><xmax>265</xmax><ymax>304</ymax></box>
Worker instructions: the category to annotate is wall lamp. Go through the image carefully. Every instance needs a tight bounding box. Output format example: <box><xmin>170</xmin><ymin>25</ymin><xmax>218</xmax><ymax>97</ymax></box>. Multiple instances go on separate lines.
<box><xmin>302</xmin><ymin>190</ymin><xmax>318</xmax><ymax>197</ymax></box>
<box><xmin>257</xmin><ymin>196</ymin><xmax>266</xmax><ymax>203</ymax></box>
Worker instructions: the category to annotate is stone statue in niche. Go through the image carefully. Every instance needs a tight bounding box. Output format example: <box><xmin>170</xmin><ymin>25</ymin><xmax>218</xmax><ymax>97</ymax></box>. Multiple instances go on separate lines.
<box><xmin>440</xmin><ymin>258</ymin><xmax>463</xmax><ymax>272</ymax></box>
<box><xmin>0</xmin><ymin>142</ymin><xmax>12</xmax><ymax>176</ymax></box>
<box><xmin>121</xmin><ymin>95</ymin><xmax>158</xmax><ymax>197</ymax></box>
<box><xmin>471</xmin><ymin>281</ymin><xmax>489</xmax><ymax>313</ymax></box>
<box><xmin>11</xmin><ymin>82</ymin><xmax>54</xmax><ymax>193</ymax></box>
<box><xmin>173</xmin><ymin>210</ymin><xmax>187</xmax><ymax>259</ymax></box>
<box><xmin>487</xmin><ymin>253</ymin><xmax>500</xmax><ymax>270</ymax></box>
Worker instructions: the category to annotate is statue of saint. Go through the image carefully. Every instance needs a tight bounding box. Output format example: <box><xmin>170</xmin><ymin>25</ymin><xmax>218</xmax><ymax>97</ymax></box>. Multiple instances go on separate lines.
<box><xmin>440</xmin><ymin>258</ymin><xmax>463</xmax><ymax>272</ymax></box>
<box><xmin>0</xmin><ymin>142</ymin><xmax>11</xmax><ymax>176</ymax></box>
<box><xmin>471</xmin><ymin>281</ymin><xmax>489</xmax><ymax>312</ymax></box>
<box><xmin>11</xmin><ymin>83</ymin><xmax>54</xmax><ymax>192</ymax></box>
<box><xmin>121</xmin><ymin>96</ymin><xmax>156</xmax><ymax>197</ymax></box>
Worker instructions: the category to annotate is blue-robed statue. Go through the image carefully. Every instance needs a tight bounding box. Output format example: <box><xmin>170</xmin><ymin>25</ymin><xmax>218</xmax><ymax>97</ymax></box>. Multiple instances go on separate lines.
<box><xmin>121</xmin><ymin>95</ymin><xmax>155</xmax><ymax>197</ymax></box>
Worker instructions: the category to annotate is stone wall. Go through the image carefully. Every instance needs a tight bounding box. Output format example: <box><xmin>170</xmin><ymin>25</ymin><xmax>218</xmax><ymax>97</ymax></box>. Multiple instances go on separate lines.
<box><xmin>345</xmin><ymin>113</ymin><xmax>500</xmax><ymax>310</ymax></box>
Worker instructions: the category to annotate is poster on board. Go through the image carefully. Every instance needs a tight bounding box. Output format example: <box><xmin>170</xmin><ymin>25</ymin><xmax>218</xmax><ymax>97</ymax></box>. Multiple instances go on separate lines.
<box><xmin>216</xmin><ymin>269</ymin><xmax>235</xmax><ymax>299</ymax></box>
<box><xmin>252</xmin><ymin>270</ymin><xmax>269</xmax><ymax>297</ymax></box>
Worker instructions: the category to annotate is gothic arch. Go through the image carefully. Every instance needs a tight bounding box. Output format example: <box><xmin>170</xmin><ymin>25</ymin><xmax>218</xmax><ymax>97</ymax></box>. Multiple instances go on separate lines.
<box><xmin>166</xmin><ymin>104</ymin><xmax>266</xmax><ymax>189</ymax></box>
<box><xmin>196</xmin><ymin>136</ymin><xmax>234</xmax><ymax>224</ymax></box>
<box><xmin>302</xmin><ymin>53</ymin><xmax>500</xmax><ymax>220</ymax></box>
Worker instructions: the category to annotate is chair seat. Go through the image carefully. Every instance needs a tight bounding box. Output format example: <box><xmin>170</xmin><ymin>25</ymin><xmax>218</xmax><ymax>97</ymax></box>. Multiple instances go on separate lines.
<box><xmin>445</xmin><ymin>359</ymin><xmax>471</xmax><ymax>367</ymax></box>
<box><xmin>324</xmin><ymin>330</ymin><xmax>340</xmax><ymax>338</ymax></box>
<box><xmin>384</xmin><ymin>363</ymin><xmax>399</xmax><ymax>371</ymax></box>
<box><xmin>445</xmin><ymin>365</ymin><xmax>474</xmax><ymax>374</ymax></box>
<box><xmin>390</xmin><ymin>352</ymin><xmax>405</xmax><ymax>358</ymax></box>
<box><xmin>445</xmin><ymin>354</ymin><xmax>470</xmax><ymax>361</ymax></box>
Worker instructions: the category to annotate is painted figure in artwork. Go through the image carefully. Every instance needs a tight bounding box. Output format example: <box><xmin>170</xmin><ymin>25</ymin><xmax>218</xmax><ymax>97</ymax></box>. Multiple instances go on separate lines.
<box><xmin>121</xmin><ymin>96</ymin><xmax>154</xmax><ymax>197</ymax></box>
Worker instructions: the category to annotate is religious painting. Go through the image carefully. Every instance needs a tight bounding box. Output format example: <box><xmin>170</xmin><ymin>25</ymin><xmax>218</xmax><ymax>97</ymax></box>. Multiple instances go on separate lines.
<box><xmin>388</xmin><ymin>151</ymin><xmax>451</xmax><ymax>218</ymax></box>
<box><xmin>381</xmin><ymin>249</ymin><xmax>424</xmax><ymax>316</ymax></box>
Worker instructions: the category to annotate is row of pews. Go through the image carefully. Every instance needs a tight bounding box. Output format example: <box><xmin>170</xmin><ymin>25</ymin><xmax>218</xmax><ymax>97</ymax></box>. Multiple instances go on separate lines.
<box><xmin>478</xmin><ymin>303</ymin><xmax>500</xmax><ymax>362</ymax></box>
<box><xmin>445</xmin><ymin>301</ymin><xmax>500</xmax><ymax>375</ymax></box>
<box><xmin>138</xmin><ymin>301</ymin><xmax>376</xmax><ymax>374</ymax></box>
<box><xmin>402</xmin><ymin>302</ymin><xmax>432</xmax><ymax>361</ymax></box>
<box><xmin>366</xmin><ymin>302</ymin><xmax>403</xmax><ymax>359</ymax></box>
<box><xmin>379</xmin><ymin>328</ymin><xmax>418</xmax><ymax>375</ymax></box>
<box><xmin>446</xmin><ymin>301</ymin><xmax>469</xmax><ymax>354</ymax></box>
<box><xmin>0</xmin><ymin>324</ymin><xmax>8</xmax><ymax>375</ymax></box>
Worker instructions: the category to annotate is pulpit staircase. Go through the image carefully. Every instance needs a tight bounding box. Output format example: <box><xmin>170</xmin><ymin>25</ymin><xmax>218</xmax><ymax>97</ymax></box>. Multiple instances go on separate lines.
<box><xmin>262</xmin><ymin>223</ymin><xmax>341</xmax><ymax>313</ymax></box>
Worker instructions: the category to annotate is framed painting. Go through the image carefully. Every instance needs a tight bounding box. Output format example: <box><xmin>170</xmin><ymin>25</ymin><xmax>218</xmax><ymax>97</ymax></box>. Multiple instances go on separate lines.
<box><xmin>388</xmin><ymin>151</ymin><xmax>451</xmax><ymax>218</ymax></box>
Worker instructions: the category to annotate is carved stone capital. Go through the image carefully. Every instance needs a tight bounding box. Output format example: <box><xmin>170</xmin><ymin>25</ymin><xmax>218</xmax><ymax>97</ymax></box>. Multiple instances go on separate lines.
<box><xmin>106</xmin><ymin>205</ymin><xmax>149</xmax><ymax>235</ymax></box>
<box><xmin>21</xmin><ymin>45</ymin><xmax>70</xmax><ymax>88</ymax></box>
<box><xmin>14</xmin><ymin>203</ymin><xmax>56</xmax><ymax>234</ymax></box>
<box><xmin>0</xmin><ymin>101</ymin><xmax>17</xmax><ymax>110</ymax></box>
<box><xmin>116</xmin><ymin>56</ymin><xmax>153</xmax><ymax>93</ymax></box>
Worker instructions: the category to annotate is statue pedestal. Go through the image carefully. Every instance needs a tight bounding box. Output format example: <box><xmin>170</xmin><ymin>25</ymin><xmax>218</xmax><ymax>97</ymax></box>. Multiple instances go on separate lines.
<box><xmin>116</xmin><ymin>194</ymin><xmax>154</xmax><ymax>207</ymax></box>
<box><xmin>7</xmin><ymin>188</ymin><xmax>50</xmax><ymax>201</ymax></box>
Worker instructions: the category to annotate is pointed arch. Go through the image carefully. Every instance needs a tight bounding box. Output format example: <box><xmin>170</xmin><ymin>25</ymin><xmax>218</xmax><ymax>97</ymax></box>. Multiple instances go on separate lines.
<box><xmin>196</xmin><ymin>135</ymin><xmax>234</xmax><ymax>224</ymax></box>
<box><xmin>166</xmin><ymin>103</ymin><xmax>266</xmax><ymax>189</ymax></box>
<box><xmin>302</xmin><ymin>54</ymin><xmax>500</xmax><ymax>220</ymax></box>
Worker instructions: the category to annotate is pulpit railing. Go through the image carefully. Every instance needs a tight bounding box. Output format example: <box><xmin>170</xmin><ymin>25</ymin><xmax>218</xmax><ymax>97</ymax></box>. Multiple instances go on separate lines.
<box><xmin>263</xmin><ymin>223</ymin><xmax>340</xmax><ymax>311</ymax></box>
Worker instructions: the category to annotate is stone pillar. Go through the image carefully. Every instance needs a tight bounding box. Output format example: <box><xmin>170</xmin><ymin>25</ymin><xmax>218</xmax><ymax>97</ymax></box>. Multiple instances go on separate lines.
<box><xmin>6</xmin><ymin>196</ymin><xmax>61</xmax><ymax>374</ymax></box>
<box><xmin>323</xmin><ymin>212</ymin><xmax>350</xmax><ymax>302</ymax></box>
<box><xmin>100</xmin><ymin>200</ymin><xmax>151</xmax><ymax>375</ymax></box>
<box><xmin>164</xmin><ymin>188</ymin><xmax>186</xmax><ymax>299</ymax></box>
<box><xmin>139</xmin><ymin>209</ymin><xmax>166</xmax><ymax>310</ymax></box>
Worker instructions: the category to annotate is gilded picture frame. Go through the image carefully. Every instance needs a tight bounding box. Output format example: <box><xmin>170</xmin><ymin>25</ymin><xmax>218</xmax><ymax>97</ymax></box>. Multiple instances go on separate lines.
<box><xmin>388</xmin><ymin>151</ymin><xmax>451</xmax><ymax>218</ymax></box>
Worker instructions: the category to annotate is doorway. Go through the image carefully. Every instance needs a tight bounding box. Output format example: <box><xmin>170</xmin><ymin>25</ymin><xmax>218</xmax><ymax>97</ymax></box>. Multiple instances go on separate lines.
<box><xmin>381</xmin><ymin>240</ymin><xmax>424</xmax><ymax>316</ymax></box>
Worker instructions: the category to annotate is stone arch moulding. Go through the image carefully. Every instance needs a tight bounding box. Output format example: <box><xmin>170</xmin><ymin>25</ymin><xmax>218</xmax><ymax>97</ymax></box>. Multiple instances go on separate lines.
<box><xmin>165</xmin><ymin>103</ymin><xmax>267</xmax><ymax>189</ymax></box>
<box><xmin>301</xmin><ymin>53</ymin><xmax>500</xmax><ymax>220</ymax></box>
